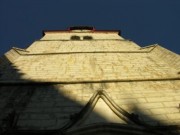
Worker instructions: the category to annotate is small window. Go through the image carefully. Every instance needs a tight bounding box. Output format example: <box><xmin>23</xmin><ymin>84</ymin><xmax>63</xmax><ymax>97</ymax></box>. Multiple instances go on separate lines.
<box><xmin>71</xmin><ymin>36</ymin><xmax>80</xmax><ymax>40</ymax></box>
<box><xmin>83</xmin><ymin>36</ymin><xmax>93</xmax><ymax>40</ymax></box>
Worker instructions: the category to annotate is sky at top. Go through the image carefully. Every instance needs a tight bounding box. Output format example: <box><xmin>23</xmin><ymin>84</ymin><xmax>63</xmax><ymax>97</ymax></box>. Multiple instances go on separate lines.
<box><xmin>0</xmin><ymin>0</ymin><xmax>180</xmax><ymax>56</ymax></box>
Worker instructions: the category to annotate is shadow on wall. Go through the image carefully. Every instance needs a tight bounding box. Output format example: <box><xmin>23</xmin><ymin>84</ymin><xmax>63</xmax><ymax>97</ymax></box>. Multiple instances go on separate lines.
<box><xmin>0</xmin><ymin>55</ymin><xmax>109</xmax><ymax>134</ymax></box>
<box><xmin>0</xmin><ymin>55</ymin><xmax>179</xmax><ymax>135</ymax></box>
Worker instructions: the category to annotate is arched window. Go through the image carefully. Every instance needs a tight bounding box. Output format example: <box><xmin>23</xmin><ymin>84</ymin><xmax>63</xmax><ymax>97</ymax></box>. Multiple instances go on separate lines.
<box><xmin>83</xmin><ymin>36</ymin><xmax>93</xmax><ymax>40</ymax></box>
<box><xmin>71</xmin><ymin>36</ymin><xmax>80</xmax><ymax>40</ymax></box>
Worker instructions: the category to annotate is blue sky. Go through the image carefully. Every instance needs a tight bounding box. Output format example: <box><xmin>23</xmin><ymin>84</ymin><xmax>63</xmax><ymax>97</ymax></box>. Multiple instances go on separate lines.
<box><xmin>0</xmin><ymin>0</ymin><xmax>180</xmax><ymax>55</ymax></box>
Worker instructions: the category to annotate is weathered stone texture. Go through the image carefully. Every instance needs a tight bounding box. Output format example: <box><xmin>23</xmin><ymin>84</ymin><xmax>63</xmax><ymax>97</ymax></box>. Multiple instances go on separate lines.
<box><xmin>27</xmin><ymin>40</ymin><xmax>140</xmax><ymax>53</ymax></box>
<box><xmin>0</xmin><ymin>81</ymin><xmax>179</xmax><ymax>129</ymax></box>
<box><xmin>149</xmin><ymin>45</ymin><xmax>180</xmax><ymax>70</ymax></box>
<box><xmin>0</xmin><ymin>30</ymin><xmax>179</xmax><ymax>131</ymax></box>
<box><xmin>41</xmin><ymin>32</ymin><xmax>124</xmax><ymax>40</ymax></box>
<box><xmin>0</xmin><ymin>53</ymin><xmax>178</xmax><ymax>81</ymax></box>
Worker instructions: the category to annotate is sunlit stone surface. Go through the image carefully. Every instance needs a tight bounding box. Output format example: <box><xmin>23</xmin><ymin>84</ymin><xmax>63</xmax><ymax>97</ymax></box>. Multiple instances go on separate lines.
<box><xmin>0</xmin><ymin>27</ymin><xmax>179</xmax><ymax>134</ymax></box>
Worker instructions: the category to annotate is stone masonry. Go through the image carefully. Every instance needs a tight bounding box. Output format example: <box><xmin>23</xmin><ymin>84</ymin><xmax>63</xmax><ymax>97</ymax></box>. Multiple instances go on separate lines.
<box><xmin>0</xmin><ymin>27</ymin><xmax>179</xmax><ymax>134</ymax></box>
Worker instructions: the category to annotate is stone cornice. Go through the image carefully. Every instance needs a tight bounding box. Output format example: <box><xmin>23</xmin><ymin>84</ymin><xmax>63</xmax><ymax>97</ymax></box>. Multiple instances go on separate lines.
<box><xmin>0</xmin><ymin>77</ymin><xmax>179</xmax><ymax>85</ymax></box>
<box><xmin>12</xmin><ymin>45</ymin><xmax>157</xmax><ymax>56</ymax></box>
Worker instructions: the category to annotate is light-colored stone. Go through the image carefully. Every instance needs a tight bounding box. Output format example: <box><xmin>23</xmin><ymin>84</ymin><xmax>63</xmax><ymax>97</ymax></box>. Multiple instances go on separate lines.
<box><xmin>0</xmin><ymin>28</ymin><xmax>180</xmax><ymax>130</ymax></box>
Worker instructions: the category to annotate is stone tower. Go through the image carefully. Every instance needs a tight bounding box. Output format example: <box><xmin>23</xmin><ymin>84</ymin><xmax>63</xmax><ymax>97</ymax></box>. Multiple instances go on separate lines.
<box><xmin>0</xmin><ymin>26</ymin><xmax>180</xmax><ymax>135</ymax></box>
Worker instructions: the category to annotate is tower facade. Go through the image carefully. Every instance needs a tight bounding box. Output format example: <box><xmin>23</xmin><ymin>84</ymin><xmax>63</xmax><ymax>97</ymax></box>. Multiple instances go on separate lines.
<box><xmin>0</xmin><ymin>26</ymin><xmax>180</xmax><ymax>135</ymax></box>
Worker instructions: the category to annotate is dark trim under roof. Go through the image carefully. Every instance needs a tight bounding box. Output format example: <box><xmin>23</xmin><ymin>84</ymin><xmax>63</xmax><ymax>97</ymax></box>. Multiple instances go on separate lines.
<box><xmin>69</xmin><ymin>26</ymin><xmax>95</xmax><ymax>31</ymax></box>
<box><xmin>42</xmin><ymin>26</ymin><xmax>121</xmax><ymax>35</ymax></box>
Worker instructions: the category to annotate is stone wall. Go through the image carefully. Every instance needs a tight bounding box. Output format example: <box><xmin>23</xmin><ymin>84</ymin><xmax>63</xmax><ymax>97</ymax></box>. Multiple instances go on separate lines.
<box><xmin>0</xmin><ymin>81</ymin><xmax>179</xmax><ymax>130</ymax></box>
<box><xmin>150</xmin><ymin>45</ymin><xmax>180</xmax><ymax>70</ymax></box>
<box><xmin>0</xmin><ymin>31</ymin><xmax>179</xmax><ymax>134</ymax></box>
<box><xmin>0</xmin><ymin>52</ymin><xmax>179</xmax><ymax>81</ymax></box>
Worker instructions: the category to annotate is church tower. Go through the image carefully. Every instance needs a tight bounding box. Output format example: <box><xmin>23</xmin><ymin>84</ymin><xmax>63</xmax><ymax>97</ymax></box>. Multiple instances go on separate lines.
<box><xmin>0</xmin><ymin>26</ymin><xmax>180</xmax><ymax>135</ymax></box>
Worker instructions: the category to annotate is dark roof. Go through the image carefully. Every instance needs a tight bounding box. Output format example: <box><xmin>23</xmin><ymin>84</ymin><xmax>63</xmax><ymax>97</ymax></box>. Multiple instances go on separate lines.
<box><xmin>42</xmin><ymin>26</ymin><xmax>121</xmax><ymax>35</ymax></box>
<box><xmin>69</xmin><ymin>26</ymin><xmax>95</xmax><ymax>31</ymax></box>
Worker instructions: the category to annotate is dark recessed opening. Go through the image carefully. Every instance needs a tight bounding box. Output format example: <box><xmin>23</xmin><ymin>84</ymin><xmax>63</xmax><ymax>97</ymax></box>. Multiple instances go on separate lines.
<box><xmin>69</xmin><ymin>26</ymin><xmax>95</xmax><ymax>31</ymax></box>
<box><xmin>83</xmin><ymin>36</ymin><xmax>93</xmax><ymax>40</ymax></box>
<box><xmin>71</xmin><ymin>36</ymin><xmax>80</xmax><ymax>40</ymax></box>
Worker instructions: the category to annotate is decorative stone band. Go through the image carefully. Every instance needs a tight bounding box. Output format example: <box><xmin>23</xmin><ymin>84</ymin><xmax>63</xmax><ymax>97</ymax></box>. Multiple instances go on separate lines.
<box><xmin>65</xmin><ymin>123</ymin><xmax>180</xmax><ymax>135</ymax></box>
<box><xmin>0</xmin><ymin>77</ymin><xmax>180</xmax><ymax>85</ymax></box>
<box><xmin>3</xmin><ymin>124</ymin><xmax>180</xmax><ymax>135</ymax></box>
<box><xmin>11</xmin><ymin>45</ymin><xmax>157</xmax><ymax>55</ymax></box>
